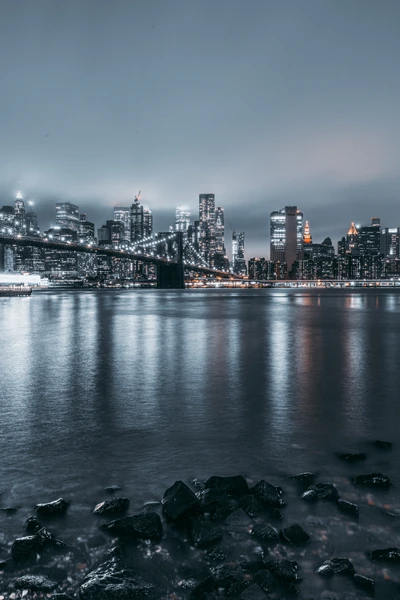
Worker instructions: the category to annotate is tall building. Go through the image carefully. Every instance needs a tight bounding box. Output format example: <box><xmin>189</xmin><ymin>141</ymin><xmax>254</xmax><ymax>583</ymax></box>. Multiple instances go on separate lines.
<box><xmin>381</xmin><ymin>227</ymin><xmax>399</xmax><ymax>258</ymax></box>
<box><xmin>358</xmin><ymin>225</ymin><xmax>381</xmax><ymax>256</ymax></box>
<box><xmin>131</xmin><ymin>195</ymin><xmax>153</xmax><ymax>243</ymax></box>
<box><xmin>303</xmin><ymin>221</ymin><xmax>312</xmax><ymax>244</ymax></box>
<box><xmin>25</xmin><ymin>202</ymin><xmax>40</xmax><ymax>236</ymax></box>
<box><xmin>56</xmin><ymin>202</ymin><xmax>80</xmax><ymax>232</ymax></box>
<box><xmin>232</xmin><ymin>230</ymin><xmax>237</xmax><ymax>270</ymax></box>
<box><xmin>235</xmin><ymin>232</ymin><xmax>247</xmax><ymax>275</ymax></box>
<box><xmin>0</xmin><ymin>206</ymin><xmax>15</xmax><ymax>232</ymax></box>
<box><xmin>215</xmin><ymin>207</ymin><xmax>225</xmax><ymax>253</ymax></box>
<box><xmin>14</xmin><ymin>191</ymin><xmax>26</xmax><ymax>234</ymax></box>
<box><xmin>270</xmin><ymin>206</ymin><xmax>303</xmax><ymax>273</ymax></box>
<box><xmin>114</xmin><ymin>207</ymin><xmax>132</xmax><ymax>242</ymax></box>
<box><xmin>175</xmin><ymin>207</ymin><xmax>191</xmax><ymax>233</ymax></box>
<box><xmin>199</xmin><ymin>193</ymin><xmax>216</xmax><ymax>265</ymax></box>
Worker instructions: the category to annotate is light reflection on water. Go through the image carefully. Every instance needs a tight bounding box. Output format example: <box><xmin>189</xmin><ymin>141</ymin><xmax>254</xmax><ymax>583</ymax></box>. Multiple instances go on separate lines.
<box><xmin>1</xmin><ymin>288</ymin><xmax>400</xmax><ymax>510</ymax></box>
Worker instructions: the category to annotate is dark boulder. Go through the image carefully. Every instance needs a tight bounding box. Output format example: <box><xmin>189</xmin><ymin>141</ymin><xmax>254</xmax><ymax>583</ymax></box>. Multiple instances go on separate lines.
<box><xmin>11</xmin><ymin>534</ymin><xmax>42</xmax><ymax>563</ymax></box>
<box><xmin>280</xmin><ymin>524</ymin><xmax>310</xmax><ymax>546</ymax></box>
<box><xmin>251</xmin><ymin>480</ymin><xmax>284</xmax><ymax>508</ymax></box>
<box><xmin>79</xmin><ymin>549</ymin><xmax>153</xmax><ymax>599</ymax></box>
<box><xmin>50</xmin><ymin>595</ymin><xmax>74</xmax><ymax>600</ymax></box>
<box><xmin>190</xmin><ymin>518</ymin><xmax>222</xmax><ymax>548</ymax></box>
<box><xmin>316</xmin><ymin>558</ymin><xmax>355</xmax><ymax>576</ymax></box>
<box><xmin>162</xmin><ymin>480</ymin><xmax>202</xmax><ymax>521</ymax></box>
<box><xmin>35</xmin><ymin>498</ymin><xmax>69</xmax><ymax>517</ymax></box>
<box><xmin>224</xmin><ymin>508</ymin><xmax>253</xmax><ymax>527</ymax></box>
<box><xmin>240</xmin><ymin>495</ymin><xmax>265</xmax><ymax>518</ymax></box>
<box><xmin>373</xmin><ymin>440</ymin><xmax>392</xmax><ymax>450</ymax></box>
<box><xmin>337</xmin><ymin>499</ymin><xmax>359</xmax><ymax>517</ymax></box>
<box><xmin>26</xmin><ymin>516</ymin><xmax>43</xmax><ymax>533</ymax></box>
<box><xmin>253</xmin><ymin>569</ymin><xmax>277</xmax><ymax>593</ymax></box>
<box><xmin>101</xmin><ymin>512</ymin><xmax>163</xmax><ymax>541</ymax></box>
<box><xmin>15</xmin><ymin>574</ymin><xmax>58</xmax><ymax>592</ymax></box>
<box><xmin>240</xmin><ymin>583</ymin><xmax>266</xmax><ymax>599</ymax></box>
<box><xmin>288</xmin><ymin>472</ymin><xmax>316</xmax><ymax>486</ymax></box>
<box><xmin>353</xmin><ymin>573</ymin><xmax>375</xmax><ymax>591</ymax></box>
<box><xmin>353</xmin><ymin>473</ymin><xmax>390</xmax><ymax>488</ymax></box>
<box><xmin>265</xmin><ymin>560</ymin><xmax>299</xmax><ymax>582</ymax></box>
<box><xmin>190</xmin><ymin>576</ymin><xmax>218</xmax><ymax>598</ymax></box>
<box><xmin>251</xmin><ymin>523</ymin><xmax>279</xmax><ymax>543</ymax></box>
<box><xmin>337</xmin><ymin>452</ymin><xmax>367</xmax><ymax>462</ymax></box>
<box><xmin>93</xmin><ymin>497</ymin><xmax>130</xmax><ymax>516</ymax></box>
<box><xmin>369</xmin><ymin>547</ymin><xmax>400</xmax><ymax>562</ymax></box>
<box><xmin>301</xmin><ymin>483</ymin><xmax>339</xmax><ymax>502</ymax></box>
<box><xmin>1</xmin><ymin>506</ymin><xmax>18</xmax><ymax>514</ymax></box>
<box><xmin>196</xmin><ymin>488</ymin><xmax>238</xmax><ymax>515</ymax></box>
<box><xmin>204</xmin><ymin>475</ymin><xmax>249</xmax><ymax>497</ymax></box>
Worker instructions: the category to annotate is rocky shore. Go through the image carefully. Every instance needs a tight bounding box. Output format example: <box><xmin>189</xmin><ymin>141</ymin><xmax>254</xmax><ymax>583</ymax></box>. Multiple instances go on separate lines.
<box><xmin>1</xmin><ymin>441</ymin><xmax>400</xmax><ymax>599</ymax></box>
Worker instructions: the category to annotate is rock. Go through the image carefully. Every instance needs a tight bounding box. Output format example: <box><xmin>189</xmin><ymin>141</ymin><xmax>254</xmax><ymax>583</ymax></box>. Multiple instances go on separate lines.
<box><xmin>190</xmin><ymin>518</ymin><xmax>222</xmax><ymax>548</ymax></box>
<box><xmin>253</xmin><ymin>569</ymin><xmax>277</xmax><ymax>593</ymax></box>
<box><xmin>240</xmin><ymin>495</ymin><xmax>265</xmax><ymax>518</ymax></box>
<box><xmin>1</xmin><ymin>507</ymin><xmax>18</xmax><ymax>514</ymax></box>
<box><xmin>11</xmin><ymin>534</ymin><xmax>42</xmax><ymax>563</ymax></box>
<box><xmin>240</xmin><ymin>583</ymin><xmax>266</xmax><ymax>599</ymax></box>
<box><xmin>316</xmin><ymin>558</ymin><xmax>355</xmax><ymax>576</ymax></box>
<box><xmin>265</xmin><ymin>560</ymin><xmax>299</xmax><ymax>582</ymax></box>
<box><xmin>93</xmin><ymin>497</ymin><xmax>130</xmax><ymax>515</ymax></box>
<box><xmin>301</xmin><ymin>483</ymin><xmax>339</xmax><ymax>502</ymax></box>
<box><xmin>373</xmin><ymin>440</ymin><xmax>392</xmax><ymax>450</ymax></box>
<box><xmin>25</xmin><ymin>516</ymin><xmax>43</xmax><ymax>533</ymax></box>
<box><xmin>337</xmin><ymin>452</ymin><xmax>367</xmax><ymax>462</ymax></box>
<box><xmin>79</xmin><ymin>549</ymin><xmax>153</xmax><ymax>599</ymax></box>
<box><xmin>204</xmin><ymin>475</ymin><xmax>249</xmax><ymax>497</ymax></box>
<box><xmin>104</xmin><ymin>484</ymin><xmax>122</xmax><ymax>493</ymax></box>
<box><xmin>196</xmin><ymin>488</ymin><xmax>238</xmax><ymax>515</ymax></box>
<box><xmin>35</xmin><ymin>498</ymin><xmax>69</xmax><ymax>517</ymax></box>
<box><xmin>50</xmin><ymin>595</ymin><xmax>74</xmax><ymax>600</ymax></box>
<box><xmin>251</xmin><ymin>480</ymin><xmax>285</xmax><ymax>508</ymax></box>
<box><xmin>337</xmin><ymin>499</ymin><xmax>359</xmax><ymax>517</ymax></box>
<box><xmin>251</xmin><ymin>523</ymin><xmax>280</xmax><ymax>543</ymax></box>
<box><xmin>353</xmin><ymin>573</ymin><xmax>375</xmax><ymax>590</ymax></box>
<box><xmin>224</xmin><ymin>508</ymin><xmax>253</xmax><ymax>527</ymax></box>
<box><xmin>288</xmin><ymin>472</ymin><xmax>316</xmax><ymax>486</ymax></box>
<box><xmin>369</xmin><ymin>547</ymin><xmax>400</xmax><ymax>562</ymax></box>
<box><xmin>162</xmin><ymin>480</ymin><xmax>202</xmax><ymax>521</ymax></box>
<box><xmin>14</xmin><ymin>574</ymin><xmax>57</xmax><ymax>591</ymax></box>
<box><xmin>190</xmin><ymin>576</ymin><xmax>218</xmax><ymax>598</ymax></box>
<box><xmin>280</xmin><ymin>524</ymin><xmax>310</xmax><ymax>546</ymax></box>
<box><xmin>353</xmin><ymin>473</ymin><xmax>390</xmax><ymax>488</ymax></box>
<box><xmin>101</xmin><ymin>512</ymin><xmax>163</xmax><ymax>540</ymax></box>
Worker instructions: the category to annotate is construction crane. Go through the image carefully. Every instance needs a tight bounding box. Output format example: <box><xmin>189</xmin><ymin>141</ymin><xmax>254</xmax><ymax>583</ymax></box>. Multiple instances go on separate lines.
<box><xmin>134</xmin><ymin>190</ymin><xmax>142</xmax><ymax>202</ymax></box>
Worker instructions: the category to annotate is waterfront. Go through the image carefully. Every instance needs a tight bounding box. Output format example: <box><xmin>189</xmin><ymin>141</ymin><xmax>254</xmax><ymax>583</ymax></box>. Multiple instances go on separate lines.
<box><xmin>1</xmin><ymin>288</ymin><xmax>400</xmax><ymax>597</ymax></box>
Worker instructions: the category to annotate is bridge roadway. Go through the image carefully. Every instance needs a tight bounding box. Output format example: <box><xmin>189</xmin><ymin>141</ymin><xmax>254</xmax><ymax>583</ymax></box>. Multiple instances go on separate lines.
<box><xmin>0</xmin><ymin>234</ymin><xmax>233</xmax><ymax>288</ymax></box>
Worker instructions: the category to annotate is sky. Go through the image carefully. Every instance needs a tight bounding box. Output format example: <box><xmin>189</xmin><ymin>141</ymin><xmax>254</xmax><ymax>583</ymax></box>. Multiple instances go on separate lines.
<box><xmin>1</xmin><ymin>0</ymin><xmax>400</xmax><ymax>258</ymax></box>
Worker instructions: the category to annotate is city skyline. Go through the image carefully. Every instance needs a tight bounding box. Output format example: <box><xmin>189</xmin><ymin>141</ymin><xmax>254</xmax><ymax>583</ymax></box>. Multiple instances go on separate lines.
<box><xmin>1</xmin><ymin>0</ymin><xmax>400</xmax><ymax>258</ymax></box>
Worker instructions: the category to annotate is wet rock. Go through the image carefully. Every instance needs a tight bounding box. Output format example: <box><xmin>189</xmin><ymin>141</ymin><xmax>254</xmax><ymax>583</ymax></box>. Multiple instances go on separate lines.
<box><xmin>105</xmin><ymin>484</ymin><xmax>122</xmax><ymax>493</ymax></box>
<box><xmin>288</xmin><ymin>472</ymin><xmax>316</xmax><ymax>486</ymax></box>
<box><xmin>280</xmin><ymin>524</ymin><xmax>310</xmax><ymax>546</ymax></box>
<box><xmin>224</xmin><ymin>508</ymin><xmax>253</xmax><ymax>527</ymax></box>
<box><xmin>35</xmin><ymin>498</ymin><xmax>69</xmax><ymax>517</ymax></box>
<box><xmin>93</xmin><ymin>497</ymin><xmax>130</xmax><ymax>515</ymax></box>
<box><xmin>15</xmin><ymin>574</ymin><xmax>58</xmax><ymax>591</ymax></box>
<box><xmin>26</xmin><ymin>516</ymin><xmax>43</xmax><ymax>533</ymax></box>
<box><xmin>251</xmin><ymin>523</ymin><xmax>279</xmax><ymax>543</ymax></box>
<box><xmin>337</xmin><ymin>452</ymin><xmax>367</xmax><ymax>462</ymax></box>
<box><xmin>301</xmin><ymin>483</ymin><xmax>339</xmax><ymax>502</ymax></box>
<box><xmin>373</xmin><ymin>440</ymin><xmax>392</xmax><ymax>450</ymax></box>
<box><xmin>210</xmin><ymin>562</ymin><xmax>247</xmax><ymax>594</ymax></box>
<box><xmin>204</xmin><ymin>545</ymin><xmax>227</xmax><ymax>562</ymax></box>
<box><xmin>79</xmin><ymin>548</ymin><xmax>153</xmax><ymax>599</ymax></box>
<box><xmin>369</xmin><ymin>547</ymin><xmax>400</xmax><ymax>562</ymax></box>
<box><xmin>251</xmin><ymin>480</ymin><xmax>285</xmax><ymax>508</ymax></box>
<box><xmin>210</xmin><ymin>498</ymin><xmax>239</xmax><ymax>522</ymax></box>
<box><xmin>11</xmin><ymin>534</ymin><xmax>42</xmax><ymax>563</ymax></box>
<box><xmin>162</xmin><ymin>480</ymin><xmax>202</xmax><ymax>521</ymax></box>
<box><xmin>101</xmin><ymin>512</ymin><xmax>163</xmax><ymax>540</ymax></box>
<box><xmin>240</xmin><ymin>583</ymin><xmax>266</xmax><ymax>599</ymax></box>
<box><xmin>265</xmin><ymin>559</ymin><xmax>299</xmax><ymax>582</ymax></box>
<box><xmin>240</xmin><ymin>494</ymin><xmax>265</xmax><ymax>518</ymax></box>
<box><xmin>50</xmin><ymin>595</ymin><xmax>74</xmax><ymax>600</ymax></box>
<box><xmin>353</xmin><ymin>573</ymin><xmax>375</xmax><ymax>591</ymax></box>
<box><xmin>337</xmin><ymin>499</ymin><xmax>359</xmax><ymax>517</ymax></box>
<box><xmin>253</xmin><ymin>569</ymin><xmax>277</xmax><ymax>593</ymax></box>
<box><xmin>204</xmin><ymin>475</ymin><xmax>249</xmax><ymax>497</ymax></box>
<box><xmin>196</xmin><ymin>488</ymin><xmax>239</xmax><ymax>516</ymax></box>
<box><xmin>353</xmin><ymin>472</ymin><xmax>390</xmax><ymax>488</ymax></box>
<box><xmin>190</xmin><ymin>576</ymin><xmax>218</xmax><ymax>598</ymax></box>
<box><xmin>190</xmin><ymin>518</ymin><xmax>222</xmax><ymax>548</ymax></box>
<box><xmin>1</xmin><ymin>507</ymin><xmax>18</xmax><ymax>514</ymax></box>
<box><xmin>316</xmin><ymin>558</ymin><xmax>355</xmax><ymax>576</ymax></box>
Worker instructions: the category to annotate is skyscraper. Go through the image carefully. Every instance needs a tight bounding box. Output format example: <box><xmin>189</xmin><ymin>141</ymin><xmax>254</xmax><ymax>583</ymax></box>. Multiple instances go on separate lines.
<box><xmin>14</xmin><ymin>191</ymin><xmax>26</xmax><ymax>234</ymax></box>
<box><xmin>381</xmin><ymin>227</ymin><xmax>399</xmax><ymax>258</ymax></box>
<box><xmin>270</xmin><ymin>206</ymin><xmax>303</xmax><ymax>273</ymax></box>
<box><xmin>114</xmin><ymin>207</ymin><xmax>131</xmax><ymax>242</ymax></box>
<box><xmin>232</xmin><ymin>230</ymin><xmax>237</xmax><ymax>270</ymax></box>
<box><xmin>175</xmin><ymin>207</ymin><xmax>191</xmax><ymax>233</ymax></box>
<box><xmin>215</xmin><ymin>207</ymin><xmax>225</xmax><ymax>253</ymax></box>
<box><xmin>235</xmin><ymin>232</ymin><xmax>247</xmax><ymax>275</ymax></box>
<box><xmin>56</xmin><ymin>202</ymin><xmax>80</xmax><ymax>232</ymax></box>
<box><xmin>131</xmin><ymin>195</ymin><xmax>153</xmax><ymax>243</ymax></box>
<box><xmin>199</xmin><ymin>193</ymin><xmax>216</xmax><ymax>265</ymax></box>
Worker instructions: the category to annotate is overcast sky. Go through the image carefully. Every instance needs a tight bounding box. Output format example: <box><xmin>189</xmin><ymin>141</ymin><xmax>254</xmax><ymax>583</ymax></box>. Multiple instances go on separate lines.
<box><xmin>1</xmin><ymin>0</ymin><xmax>400</xmax><ymax>258</ymax></box>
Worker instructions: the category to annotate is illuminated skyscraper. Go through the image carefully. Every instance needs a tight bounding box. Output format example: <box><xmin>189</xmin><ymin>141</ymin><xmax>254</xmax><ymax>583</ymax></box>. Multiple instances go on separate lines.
<box><xmin>131</xmin><ymin>194</ymin><xmax>153</xmax><ymax>242</ymax></box>
<box><xmin>270</xmin><ymin>206</ymin><xmax>303</xmax><ymax>273</ymax></box>
<box><xmin>14</xmin><ymin>191</ymin><xmax>26</xmax><ymax>234</ymax></box>
<box><xmin>175</xmin><ymin>207</ymin><xmax>191</xmax><ymax>233</ymax></box>
<box><xmin>199</xmin><ymin>193</ymin><xmax>216</xmax><ymax>265</ymax></box>
<box><xmin>232</xmin><ymin>230</ymin><xmax>237</xmax><ymax>270</ymax></box>
<box><xmin>381</xmin><ymin>227</ymin><xmax>399</xmax><ymax>258</ymax></box>
<box><xmin>215</xmin><ymin>207</ymin><xmax>225</xmax><ymax>253</ymax></box>
<box><xmin>114</xmin><ymin>207</ymin><xmax>131</xmax><ymax>242</ymax></box>
<box><xmin>303</xmin><ymin>221</ymin><xmax>312</xmax><ymax>244</ymax></box>
<box><xmin>56</xmin><ymin>202</ymin><xmax>80</xmax><ymax>232</ymax></box>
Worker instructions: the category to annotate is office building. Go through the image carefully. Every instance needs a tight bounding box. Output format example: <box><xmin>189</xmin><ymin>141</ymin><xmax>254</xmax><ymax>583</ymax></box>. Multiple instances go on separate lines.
<box><xmin>381</xmin><ymin>227</ymin><xmax>399</xmax><ymax>259</ymax></box>
<box><xmin>56</xmin><ymin>202</ymin><xmax>80</xmax><ymax>232</ymax></box>
<box><xmin>199</xmin><ymin>193</ymin><xmax>216</xmax><ymax>264</ymax></box>
<box><xmin>114</xmin><ymin>207</ymin><xmax>131</xmax><ymax>242</ymax></box>
<box><xmin>270</xmin><ymin>206</ymin><xmax>303</xmax><ymax>273</ymax></box>
<box><xmin>131</xmin><ymin>195</ymin><xmax>153</xmax><ymax>243</ymax></box>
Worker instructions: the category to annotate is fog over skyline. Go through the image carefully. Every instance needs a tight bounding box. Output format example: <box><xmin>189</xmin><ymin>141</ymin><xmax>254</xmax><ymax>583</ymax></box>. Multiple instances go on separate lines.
<box><xmin>1</xmin><ymin>0</ymin><xmax>400</xmax><ymax>258</ymax></box>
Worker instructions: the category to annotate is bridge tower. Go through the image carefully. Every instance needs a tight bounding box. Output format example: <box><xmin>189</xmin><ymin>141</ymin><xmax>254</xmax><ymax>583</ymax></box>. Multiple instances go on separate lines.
<box><xmin>156</xmin><ymin>231</ymin><xmax>185</xmax><ymax>289</ymax></box>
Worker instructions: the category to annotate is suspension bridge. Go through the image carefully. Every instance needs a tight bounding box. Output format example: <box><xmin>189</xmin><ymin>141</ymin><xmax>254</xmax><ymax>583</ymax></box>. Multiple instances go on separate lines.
<box><xmin>0</xmin><ymin>231</ymin><xmax>234</xmax><ymax>288</ymax></box>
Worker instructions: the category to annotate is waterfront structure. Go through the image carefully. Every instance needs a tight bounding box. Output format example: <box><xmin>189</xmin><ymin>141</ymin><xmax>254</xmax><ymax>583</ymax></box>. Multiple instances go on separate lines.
<box><xmin>55</xmin><ymin>202</ymin><xmax>80</xmax><ymax>232</ymax></box>
<box><xmin>114</xmin><ymin>207</ymin><xmax>131</xmax><ymax>242</ymax></box>
<box><xmin>270</xmin><ymin>206</ymin><xmax>303</xmax><ymax>274</ymax></box>
<box><xmin>199</xmin><ymin>193</ymin><xmax>216</xmax><ymax>265</ymax></box>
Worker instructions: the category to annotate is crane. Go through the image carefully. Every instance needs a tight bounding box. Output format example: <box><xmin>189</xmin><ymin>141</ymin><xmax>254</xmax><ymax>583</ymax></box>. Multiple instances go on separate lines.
<box><xmin>135</xmin><ymin>190</ymin><xmax>142</xmax><ymax>202</ymax></box>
